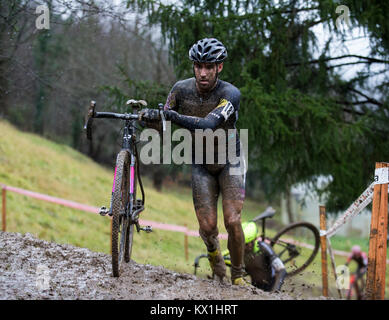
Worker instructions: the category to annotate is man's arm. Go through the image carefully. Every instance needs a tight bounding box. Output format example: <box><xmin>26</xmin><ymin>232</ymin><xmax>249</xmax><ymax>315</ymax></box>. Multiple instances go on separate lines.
<box><xmin>139</xmin><ymin>84</ymin><xmax>180</xmax><ymax>131</ymax></box>
<box><xmin>165</xmin><ymin>98</ymin><xmax>236</xmax><ymax>131</ymax></box>
<box><xmin>345</xmin><ymin>254</ymin><xmax>353</xmax><ymax>266</ymax></box>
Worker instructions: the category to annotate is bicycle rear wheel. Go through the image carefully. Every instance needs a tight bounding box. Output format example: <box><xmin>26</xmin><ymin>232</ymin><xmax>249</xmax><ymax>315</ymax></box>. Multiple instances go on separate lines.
<box><xmin>111</xmin><ymin>150</ymin><xmax>131</xmax><ymax>277</ymax></box>
<box><xmin>271</xmin><ymin>222</ymin><xmax>320</xmax><ymax>277</ymax></box>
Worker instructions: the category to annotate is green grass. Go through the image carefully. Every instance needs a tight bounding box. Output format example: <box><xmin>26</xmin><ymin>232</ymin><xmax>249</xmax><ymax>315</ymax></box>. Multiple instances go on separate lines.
<box><xmin>1</xmin><ymin>118</ymin><xmax>388</xmax><ymax>299</ymax></box>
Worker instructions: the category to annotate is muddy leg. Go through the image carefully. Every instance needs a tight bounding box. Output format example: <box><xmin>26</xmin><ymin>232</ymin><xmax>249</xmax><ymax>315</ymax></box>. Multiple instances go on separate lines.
<box><xmin>191</xmin><ymin>164</ymin><xmax>226</xmax><ymax>281</ymax></box>
<box><xmin>223</xmin><ymin>199</ymin><xmax>245</xmax><ymax>281</ymax></box>
<box><xmin>219</xmin><ymin>163</ymin><xmax>246</xmax><ymax>282</ymax></box>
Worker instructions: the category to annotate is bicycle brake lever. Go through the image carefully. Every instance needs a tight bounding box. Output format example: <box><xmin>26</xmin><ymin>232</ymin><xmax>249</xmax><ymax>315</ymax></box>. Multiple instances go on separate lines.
<box><xmin>85</xmin><ymin>100</ymin><xmax>96</xmax><ymax>140</ymax></box>
<box><xmin>158</xmin><ymin>103</ymin><xmax>166</xmax><ymax>132</ymax></box>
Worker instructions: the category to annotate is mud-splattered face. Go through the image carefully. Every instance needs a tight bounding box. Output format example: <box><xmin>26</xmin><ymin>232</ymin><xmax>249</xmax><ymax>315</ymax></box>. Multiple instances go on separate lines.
<box><xmin>193</xmin><ymin>62</ymin><xmax>223</xmax><ymax>93</ymax></box>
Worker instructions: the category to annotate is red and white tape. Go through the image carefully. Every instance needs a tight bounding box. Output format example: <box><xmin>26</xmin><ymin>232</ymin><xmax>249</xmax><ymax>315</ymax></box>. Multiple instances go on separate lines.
<box><xmin>0</xmin><ymin>184</ymin><xmax>227</xmax><ymax>239</ymax></box>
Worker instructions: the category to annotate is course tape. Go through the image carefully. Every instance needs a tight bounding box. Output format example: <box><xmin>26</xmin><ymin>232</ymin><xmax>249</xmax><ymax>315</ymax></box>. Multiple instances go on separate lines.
<box><xmin>322</xmin><ymin>177</ymin><xmax>389</xmax><ymax>238</ymax></box>
<box><xmin>321</xmin><ymin>182</ymin><xmax>375</xmax><ymax>238</ymax></box>
<box><xmin>4</xmin><ymin>183</ymin><xmax>384</xmax><ymax>260</ymax></box>
<box><xmin>2</xmin><ymin>185</ymin><xmax>99</xmax><ymax>213</ymax></box>
<box><xmin>0</xmin><ymin>183</ymin><xmax>228</xmax><ymax>239</ymax></box>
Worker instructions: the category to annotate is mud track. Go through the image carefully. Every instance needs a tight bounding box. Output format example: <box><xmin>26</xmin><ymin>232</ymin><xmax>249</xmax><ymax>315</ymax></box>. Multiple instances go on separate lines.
<box><xmin>0</xmin><ymin>231</ymin><xmax>326</xmax><ymax>300</ymax></box>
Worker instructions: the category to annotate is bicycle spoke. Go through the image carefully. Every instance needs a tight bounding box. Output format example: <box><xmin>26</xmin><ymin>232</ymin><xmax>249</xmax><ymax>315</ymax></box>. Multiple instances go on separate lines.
<box><xmin>271</xmin><ymin>222</ymin><xmax>320</xmax><ymax>277</ymax></box>
<box><xmin>119</xmin><ymin>217</ymin><xmax>128</xmax><ymax>266</ymax></box>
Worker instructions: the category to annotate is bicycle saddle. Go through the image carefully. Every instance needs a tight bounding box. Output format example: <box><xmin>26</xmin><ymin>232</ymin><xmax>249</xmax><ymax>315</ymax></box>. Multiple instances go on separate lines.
<box><xmin>252</xmin><ymin>206</ymin><xmax>276</xmax><ymax>222</ymax></box>
<box><xmin>126</xmin><ymin>99</ymin><xmax>148</xmax><ymax>108</ymax></box>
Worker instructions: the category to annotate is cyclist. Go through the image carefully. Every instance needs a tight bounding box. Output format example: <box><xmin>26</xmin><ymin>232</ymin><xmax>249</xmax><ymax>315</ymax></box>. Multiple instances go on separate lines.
<box><xmin>140</xmin><ymin>38</ymin><xmax>247</xmax><ymax>285</ymax></box>
<box><xmin>240</xmin><ymin>221</ymin><xmax>286</xmax><ymax>292</ymax></box>
<box><xmin>345</xmin><ymin>245</ymin><xmax>367</xmax><ymax>299</ymax></box>
<box><xmin>345</xmin><ymin>245</ymin><xmax>368</xmax><ymax>277</ymax></box>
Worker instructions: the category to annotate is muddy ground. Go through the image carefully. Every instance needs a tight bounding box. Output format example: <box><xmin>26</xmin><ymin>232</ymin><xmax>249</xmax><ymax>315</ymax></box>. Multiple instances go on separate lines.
<box><xmin>0</xmin><ymin>231</ymin><xmax>329</xmax><ymax>300</ymax></box>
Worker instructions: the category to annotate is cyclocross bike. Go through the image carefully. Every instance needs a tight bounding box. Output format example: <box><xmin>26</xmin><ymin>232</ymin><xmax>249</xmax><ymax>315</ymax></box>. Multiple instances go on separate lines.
<box><xmin>194</xmin><ymin>207</ymin><xmax>320</xmax><ymax>283</ymax></box>
<box><xmin>84</xmin><ymin>99</ymin><xmax>166</xmax><ymax>277</ymax></box>
<box><xmin>347</xmin><ymin>270</ymin><xmax>366</xmax><ymax>300</ymax></box>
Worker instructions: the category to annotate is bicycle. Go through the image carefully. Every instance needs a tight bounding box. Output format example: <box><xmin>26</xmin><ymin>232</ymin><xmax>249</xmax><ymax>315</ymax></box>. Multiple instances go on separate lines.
<box><xmin>346</xmin><ymin>269</ymin><xmax>366</xmax><ymax>300</ymax></box>
<box><xmin>194</xmin><ymin>207</ymin><xmax>320</xmax><ymax>289</ymax></box>
<box><xmin>84</xmin><ymin>99</ymin><xmax>166</xmax><ymax>277</ymax></box>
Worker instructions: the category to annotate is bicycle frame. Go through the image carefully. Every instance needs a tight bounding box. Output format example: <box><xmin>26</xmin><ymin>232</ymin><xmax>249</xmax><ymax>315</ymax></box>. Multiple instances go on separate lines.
<box><xmin>115</xmin><ymin>121</ymin><xmax>138</xmax><ymax>219</ymax></box>
<box><xmin>116</xmin><ymin>119</ymin><xmax>147</xmax><ymax>232</ymax></box>
<box><xmin>347</xmin><ymin>270</ymin><xmax>366</xmax><ymax>300</ymax></box>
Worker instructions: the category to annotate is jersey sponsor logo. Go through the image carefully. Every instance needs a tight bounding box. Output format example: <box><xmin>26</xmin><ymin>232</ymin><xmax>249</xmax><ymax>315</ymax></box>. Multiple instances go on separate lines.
<box><xmin>218</xmin><ymin>99</ymin><xmax>234</xmax><ymax>121</ymax></box>
<box><xmin>164</xmin><ymin>92</ymin><xmax>176</xmax><ymax>111</ymax></box>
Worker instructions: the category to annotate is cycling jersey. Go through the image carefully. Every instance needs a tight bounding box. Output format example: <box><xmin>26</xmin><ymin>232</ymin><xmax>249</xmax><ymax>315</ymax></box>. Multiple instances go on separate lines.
<box><xmin>164</xmin><ymin>77</ymin><xmax>242</xmax><ymax>167</ymax></box>
<box><xmin>347</xmin><ymin>252</ymin><xmax>368</xmax><ymax>270</ymax></box>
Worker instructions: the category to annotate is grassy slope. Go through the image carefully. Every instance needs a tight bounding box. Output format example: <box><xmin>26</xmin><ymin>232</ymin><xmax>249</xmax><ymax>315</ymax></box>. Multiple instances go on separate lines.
<box><xmin>1</xmin><ymin>119</ymin><xmax>387</xmax><ymax>298</ymax></box>
<box><xmin>0</xmin><ymin>119</ymin><xmax>269</xmax><ymax>276</ymax></box>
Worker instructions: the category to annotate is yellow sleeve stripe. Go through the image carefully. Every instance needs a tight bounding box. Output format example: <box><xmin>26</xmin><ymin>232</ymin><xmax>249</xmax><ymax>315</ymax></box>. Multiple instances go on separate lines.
<box><xmin>213</xmin><ymin>98</ymin><xmax>229</xmax><ymax>110</ymax></box>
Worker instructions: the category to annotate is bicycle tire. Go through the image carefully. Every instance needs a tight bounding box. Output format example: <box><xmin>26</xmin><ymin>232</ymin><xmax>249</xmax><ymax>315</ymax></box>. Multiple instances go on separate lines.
<box><xmin>111</xmin><ymin>150</ymin><xmax>131</xmax><ymax>277</ymax></box>
<box><xmin>347</xmin><ymin>274</ymin><xmax>365</xmax><ymax>300</ymax></box>
<box><xmin>124</xmin><ymin>159</ymin><xmax>137</xmax><ymax>263</ymax></box>
<box><xmin>271</xmin><ymin>221</ymin><xmax>320</xmax><ymax>277</ymax></box>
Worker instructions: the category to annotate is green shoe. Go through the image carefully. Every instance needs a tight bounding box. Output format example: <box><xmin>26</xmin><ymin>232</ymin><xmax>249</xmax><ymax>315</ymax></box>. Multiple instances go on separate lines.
<box><xmin>232</xmin><ymin>277</ymin><xmax>251</xmax><ymax>286</ymax></box>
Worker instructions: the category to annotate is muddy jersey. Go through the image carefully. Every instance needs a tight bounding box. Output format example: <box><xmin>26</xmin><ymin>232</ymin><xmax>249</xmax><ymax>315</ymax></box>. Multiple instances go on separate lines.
<box><xmin>164</xmin><ymin>77</ymin><xmax>241</xmax><ymax>167</ymax></box>
<box><xmin>347</xmin><ymin>252</ymin><xmax>368</xmax><ymax>270</ymax></box>
<box><xmin>164</xmin><ymin>77</ymin><xmax>246</xmax><ymax>272</ymax></box>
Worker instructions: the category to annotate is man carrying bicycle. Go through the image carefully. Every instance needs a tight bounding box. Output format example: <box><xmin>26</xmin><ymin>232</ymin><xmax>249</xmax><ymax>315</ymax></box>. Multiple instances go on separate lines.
<box><xmin>140</xmin><ymin>38</ymin><xmax>247</xmax><ymax>286</ymax></box>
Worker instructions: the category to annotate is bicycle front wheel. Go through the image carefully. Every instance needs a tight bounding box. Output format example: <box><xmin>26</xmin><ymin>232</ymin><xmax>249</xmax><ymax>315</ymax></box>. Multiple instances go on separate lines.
<box><xmin>124</xmin><ymin>159</ymin><xmax>137</xmax><ymax>263</ymax></box>
<box><xmin>111</xmin><ymin>150</ymin><xmax>131</xmax><ymax>277</ymax></box>
<box><xmin>271</xmin><ymin>222</ymin><xmax>320</xmax><ymax>277</ymax></box>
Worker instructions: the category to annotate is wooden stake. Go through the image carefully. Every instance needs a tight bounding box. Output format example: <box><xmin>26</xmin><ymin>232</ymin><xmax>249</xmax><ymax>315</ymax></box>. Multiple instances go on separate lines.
<box><xmin>2</xmin><ymin>187</ymin><xmax>6</xmax><ymax>232</ymax></box>
<box><xmin>376</xmin><ymin>176</ymin><xmax>388</xmax><ymax>299</ymax></box>
<box><xmin>320</xmin><ymin>205</ymin><xmax>328</xmax><ymax>297</ymax></box>
<box><xmin>184</xmin><ymin>224</ymin><xmax>189</xmax><ymax>261</ymax></box>
<box><xmin>366</xmin><ymin>162</ymin><xmax>389</xmax><ymax>300</ymax></box>
<box><xmin>327</xmin><ymin>239</ymin><xmax>343</xmax><ymax>299</ymax></box>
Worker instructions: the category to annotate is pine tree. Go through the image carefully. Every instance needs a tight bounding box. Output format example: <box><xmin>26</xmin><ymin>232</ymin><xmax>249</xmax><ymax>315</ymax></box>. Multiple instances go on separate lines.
<box><xmin>127</xmin><ymin>0</ymin><xmax>389</xmax><ymax>212</ymax></box>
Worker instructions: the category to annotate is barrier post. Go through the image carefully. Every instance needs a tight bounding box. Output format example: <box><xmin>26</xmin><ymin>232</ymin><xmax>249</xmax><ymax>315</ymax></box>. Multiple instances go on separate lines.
<box><xmin>184</xmin><ymin>224</ymin><xmax>189</xmax><ymax>261</ymax></box>
<box><xmin>320</xmin><ymin>205</ymin><xmax>328</xmax><ymax>297</ymax></box>
<box><xmin>2</xmin><ymin>187</ymin><xmax>6</xmax><ymax>232</ymax></box>
<box><xmin>366</xmin><ymin>162</ymin><xmax>389</xmax><ymax>300</ymax></box>
<box><xmin>327</xmin><ymin>239</ymin><xmax>343</xmax><ymax>299</ymax></box>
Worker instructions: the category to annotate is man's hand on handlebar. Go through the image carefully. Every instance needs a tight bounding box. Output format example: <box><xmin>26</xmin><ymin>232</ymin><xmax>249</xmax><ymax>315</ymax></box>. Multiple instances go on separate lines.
<box><xmin>139</xmin><ymin>108</ymin><xmax>177</xmax><ymax>122</ymax></box>
<box><xmin>139</xmin><ymin>108</ymin><xmax>161</xmax><ymax>122</ymax></box>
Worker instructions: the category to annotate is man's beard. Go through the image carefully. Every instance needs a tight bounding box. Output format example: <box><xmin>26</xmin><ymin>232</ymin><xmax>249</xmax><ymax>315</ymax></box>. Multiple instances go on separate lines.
<box><xmin>194</xmin><ymin>68</ymin><xmax>219</xmax><ymax>93</ymax></box>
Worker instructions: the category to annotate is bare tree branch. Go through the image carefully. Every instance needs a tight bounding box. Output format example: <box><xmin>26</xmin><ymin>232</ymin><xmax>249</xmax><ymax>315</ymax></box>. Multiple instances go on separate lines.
<box><xmin>286</xmin><ymin>54</ymin><xmax>389</xmax><ymax>67</ymax></box>
<box><xmin>349</xmin><ymin>88</ymin><xmax>383</xmax><ymax>107</ymax></box>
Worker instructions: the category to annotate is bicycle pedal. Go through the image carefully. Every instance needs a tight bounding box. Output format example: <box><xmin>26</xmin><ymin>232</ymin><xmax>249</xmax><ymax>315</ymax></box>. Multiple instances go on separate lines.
<box><xmin>99</xmin><ymin>206</ymin><xmax>112</xmax><ymax>216</ymax></box>
<box><xmin>140</xmin><ymin>225</ymin><xmax>153</xmax><ymax>233</ymax></box>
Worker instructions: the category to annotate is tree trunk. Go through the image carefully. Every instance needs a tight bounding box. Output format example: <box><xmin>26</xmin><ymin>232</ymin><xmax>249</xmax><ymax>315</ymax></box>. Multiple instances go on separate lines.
<box><xmin>286</xmin><ymin>189</ymin><xmax>295</xmax><ymax>224</ymax></box>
